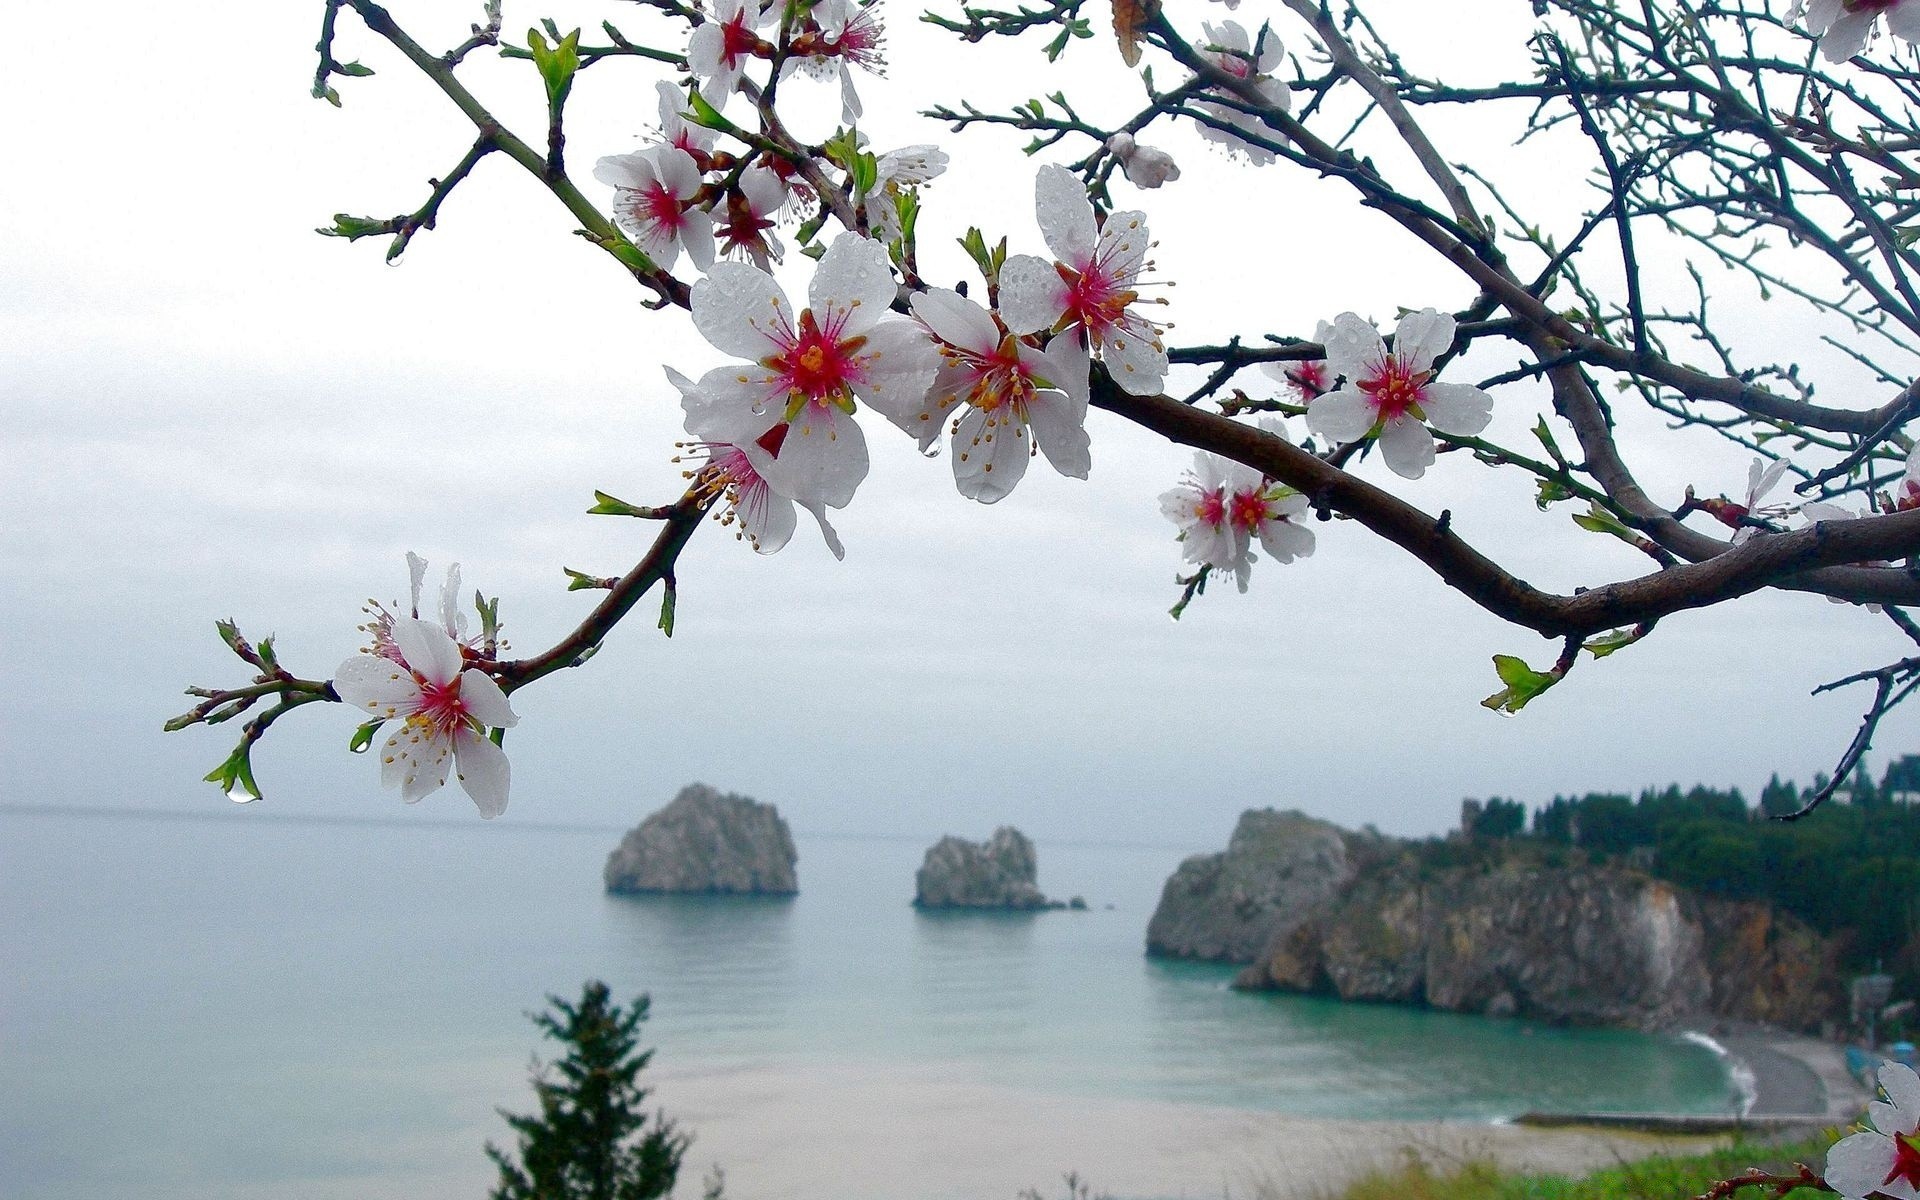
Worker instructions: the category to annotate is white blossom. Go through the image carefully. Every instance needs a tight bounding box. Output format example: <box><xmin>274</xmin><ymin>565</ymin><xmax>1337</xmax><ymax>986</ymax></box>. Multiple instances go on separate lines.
<box><xmin>1304</xmin><ymin>309</ymin><xmax>1493</xmax><ymax>479</ymax></box>
<box><xmin>1827</xmin><ymin>1062</ymin><xmax>1920</xmax><ymax>1200</ymax></box>
<box><xmin>863</xmin><ymin>143</ymin><xmax>949</xmax><ymax>243</ymax></box>
<box><xmin>688</xmin><ymin>0</ymin><xmax>768</xmax><ymax>106</ymax></box>
<box><xmin>999</xmin><ymin>164</ymin><xmax>1169</xmax><ymax>396</ymax></box>
<box><xmin>897</xmin><ymin>286</ymin><xmax>1091</xmax><ymax>503</ymax></box>
<box><xmin>594</xmin><ymin>147</ymin><xmax>716</xmax><ymax>273</ymax></box>
<box><xmin>1790</xmin><ymin>0</ymin><xmax>1920</xmax><ymax>62</ymax></box>
<box><xmin>334</xmin><ymin>616</ymin><xmax>518</xmax><ymax>818</ymax></box>
<box><xmin>678</xmin><ymin>232</ymin><xmax>937</xmax><ymax>509</ymax></box>
<box><xmin>1192</xmin><ymin>21</ymin><xmax>1291</xmax><ymax>165</ymax></box>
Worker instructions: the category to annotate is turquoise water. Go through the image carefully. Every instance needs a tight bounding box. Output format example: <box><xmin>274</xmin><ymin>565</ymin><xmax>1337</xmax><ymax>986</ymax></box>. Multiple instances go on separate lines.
<box><xmin>0</xmin><ymin>807</ymin><xmax>1737</xmax><ymax>1199</ymax></box>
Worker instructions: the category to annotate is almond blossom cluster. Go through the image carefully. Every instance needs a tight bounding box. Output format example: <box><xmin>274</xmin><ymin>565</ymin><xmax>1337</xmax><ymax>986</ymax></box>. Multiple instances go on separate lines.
<box><xmin>335</xmin><ymin>557</ymin><xmax>519</xmax><ymax>818</ymax></box>
<box><xmin>654</xmin><ymin>163</ymin><xmax>1169</xmax><ymax>551</ymax></box>
<box><xmin>1160</xmin><ymin>419</ymin><xmax>1315</xmax><ymax>592</ymax></box>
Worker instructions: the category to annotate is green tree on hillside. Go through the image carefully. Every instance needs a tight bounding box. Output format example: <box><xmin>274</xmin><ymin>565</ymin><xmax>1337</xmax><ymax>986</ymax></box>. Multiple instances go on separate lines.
<box><xmin>486</xmin><ymin>981</ymin><xmax>686</xmax><ymax>1200</ymax></box>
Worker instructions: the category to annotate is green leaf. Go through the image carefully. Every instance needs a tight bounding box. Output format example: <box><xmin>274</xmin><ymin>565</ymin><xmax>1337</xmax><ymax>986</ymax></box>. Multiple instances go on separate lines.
<box><xmin>849</xmin><ymin>150</ymin><xmax>879</xmax><ymax>197</ymax></box>
<box><xmin>563</xmin><ymin>567</ymin><xmax>608</xmax><ymax>592</ymax></box>
<box><xmin>1481</xmin><ymin>654</ymin><xmax>1558</xmax><ymax>714</ymax></box>
<box><xmin>204</xmin><ymin>744</ymin><xmax>263</xmax><ymax>803</ymax></box>
<box><xmin>1531</xmin><ymin>416</ymin><xmax>1564</xmax><ymax>463</ymax></box>
<box><xmin>319</xmin><ymin>213</ymin><xmax>392</xmax><ymax>241</ymax></box>
<box><xmin>1534</xmin><ymin>478</ymin><xmax>1575</xmax><ymax>510</ymax></box>
<box><xmin>348</xmin><ymin>721</ymin><xmax>383</xmax><ymax>754</ymax></box>
<box><xmin>604</xmin><ymin>239</ymin><xmax>659</xmax><ymax>275</ymax></box>
<box><xmin>336</xmin><ymin>60</ymin><xmax>376</xmax><ymax>77</ymax></box>
<box><xmin>588</xmin><ymin>490</ymin><xmax>648</xmax><ymax>517</ymax></box>
<box><xmin>312</xmin><ymin>82</ymin><xmax>342</xmax><ymax>107</ymax></box>
<box><xmin>1571</xmin><ymin>502</ymin><xmax>1636</xmax><ymax>542</ymax></box>
<box><xmin>526</xmin><ymin>27</ymin><xmax>581</xmax><ymax>110</ymax></box>
<box><xmin>658</xmin><ymin>585</ymin><xmax>677</xmax><ymax>637</ymax></box>
<box><xmin>683</xmin><ymin>89</ymin><xmax>738</xmax><ymax>133</ymax></box>
<box><xmin>957</xmin><ymin>228</ymin><xmax>1006</xmax><ymax>284</ymax></box>
<box><xmin>795</xmin><ymin>207</ymin><xmax>830</xmax><ymax>249</ymax></box>
<box><xmin>1583</xmin><ymin>628</ymin><xmax>1638</xmax><ymax>659</ymax></box>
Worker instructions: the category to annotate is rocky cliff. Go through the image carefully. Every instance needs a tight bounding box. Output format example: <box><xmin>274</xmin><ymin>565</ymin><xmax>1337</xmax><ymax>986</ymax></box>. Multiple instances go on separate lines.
<box><xmin>914</xmin><ymin>827</ymin><xmax>1053</xmax><ymax>909</ymax></box>
<box><xmin>604</xmin><ymin>783</ymin><xmax>798</xmax><ymax>895</ymax></box>
<box><xmin>1145</xmin><ymin>810</ymin><xmax>1364</xmax><ymax>961</ymax></box>
<box><xmin>1149</xmin><ymin>809</ymin><xmax>1839</xmax><ymax>1031</ymax></box>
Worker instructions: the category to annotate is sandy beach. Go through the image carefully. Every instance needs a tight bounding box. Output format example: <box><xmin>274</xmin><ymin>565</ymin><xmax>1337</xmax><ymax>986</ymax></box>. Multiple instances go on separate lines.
<box><xmin>653</xmin><ymin>1055</ymin><xmax>1841</xmax><ymax>1200</ymax></box>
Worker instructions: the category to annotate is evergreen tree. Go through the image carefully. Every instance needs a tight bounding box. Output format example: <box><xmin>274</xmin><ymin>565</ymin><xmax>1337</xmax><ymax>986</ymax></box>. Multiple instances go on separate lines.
<box><xmin>486</xmin><ymin>981</ymin><xmax>687</xmax><ymax>1200</ymax></box>
<box><xmin>1760</xmin><ymin>773</ymin><xmax>1800</xmax><ymax>818</ymax></box>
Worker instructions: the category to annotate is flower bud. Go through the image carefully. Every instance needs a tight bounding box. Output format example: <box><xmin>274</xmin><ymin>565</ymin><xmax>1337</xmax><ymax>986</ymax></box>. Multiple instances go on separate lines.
<box><xmin>1106</xmin><ymin>132</ymin><xmax>1181</xmax><ymax>189</ymax></box>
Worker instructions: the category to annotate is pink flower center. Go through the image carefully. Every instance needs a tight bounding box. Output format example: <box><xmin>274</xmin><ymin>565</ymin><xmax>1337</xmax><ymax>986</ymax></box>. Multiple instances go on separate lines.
<box><xmin>631</xmin><ymin>182</ymin><xmax>686</xmax><ymax>233</ymax></box>
<box><xmin>718</xmin><ymin>191</ymin><xmax>776</xmax><ymax>257</ymax></box>
<box><xmin>1358</xmin><ymin>355</ymin><xmax>1431</xmax><ymax>420</ymax></box>
<box><xmin>831</xmin><ymin>10</ymin><xmax>886</xmax><ymax>71</ymax></box>
<box><xmin>414</xmin><ymin>675</ymin><xmax>470</xmax><ymax>736</ymax></box>
<box><xmin>1194</xmin><ymin>488</ymin><xmax>1227</xmax><ymax>528</ymax></box>
<box><xmin>1228</xmin><ymin>489</ymin><xmax>1269</xmax><ymax>532</ymax></box>
<box><xmin>1286</xmin><ymin>358</ymin><xmax>1328</xmax><ymax>400</ymax></box>
<box><xmin>1058</xmin><ymin>261</ymin><xmax>1138</xmax><ymax>340</ymax></box>
<box><xmin>956</xmin><ymin>335</ymin><xmax>1038</xmax><ymax>413</ymax></box>
<box><xmin>720</xmin><ymin>15</ymin><xmax>760</xmax><ymax>66</ymax></box>
<box><xmin>1886</xmin><ymin>1133</ymin><xmax>1920</xmax><ymax>1190</ymax></box>
<box><xmin>769</xmin><ymin>311</ymin><xmax>865</xmax><ymax>404</ymax></box>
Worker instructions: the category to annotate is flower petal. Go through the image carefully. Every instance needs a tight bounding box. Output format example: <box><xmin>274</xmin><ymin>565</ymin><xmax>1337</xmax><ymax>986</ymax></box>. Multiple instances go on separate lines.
<box><xmin>849</xmin><ymin>316</ymin><xmax>939</xmax><ymax>423</ymax></box>
<box><xmin>764</xmin><ymin>400</ymin><xmax>869</xmax><ymax>508</ymax></box>
<box><xmin>998</xmin><ymin>255</ymin><xmax>1071</xmax><ymax>336</ymax></box>
<box><xmin>1378</xmin><ymin>413</ymin><xmax>1437</xmax><ymax>479</ymax></box>
<box><xmin>1420</xmin><ymin>381</ymin><xmax>1493</xmax><ymax>437</ymax></box>
<box><xmin>391</xmin><ymin>616</ymin><xmax>462</xmax><ymax>687</ymax></box>
<box><xmin>1101</xmin><ymin>315</ymin><xmax>1169</xmax><ymax>395</ymax></box>
<box><xmin>1822</xmin><ymin>8</ymin><xmax>1878</xmax><ymax>59</ymax></box>
<box><xmin>1394</xmin><ymin>308</ymin><xmax>1456</xmax><ymax>373</ymax></box>
<box><xmin>1305</xmin><ymin>387</ymin><xmax>1377</xmax><ymax>444</ymax></box>
<box><xmin>742</xmin><ymin>483</ymin><xmax>798</xmax><ymax>554</ymax></box>
<box><xmin>457</xmin><ymin>668</ymin><xmax>518</xmax><ymax>729</ymax></box>
<box><xmin>1097</xmin><ymin>210</ymin><xmax>1151</xmax><ymax>284</ymax></box>
<box><xmin>1322</xmin><ymin>312</ymin><xmax>1386</xmax><ymax>383</ymax></box>
<box><xmin>692</xmin><ymin>262</ymin><xmax>794</xmax><ymax>360</ymax></box>
<box><xmin>334</xmin><ymin>654</ymin><xmax>421</xmax><ymax>720</ymax></box>
<box><xmin>951</xmin><ymin>405</ymin><xmax>1032</xmax><ymax>503</ymax></box>
<box><xmin>1034</xmin><ymin>164</ymin><xmax>1097</xmax><ymax>265</ymax></box>
<box><xmin>911</xmin><ymin>287</ymin><xmax>1000</xmax><ymax>354</ymax></box>
<box><xmin>1025</xmin><ymin>390</ymin><xmax>1092</xmax><ymax>480</ymax></box>
<box><xmin>1258</xmin><ymin>517</ymin><xmax>1315</xmax><ymax>564</ymax></box>
<box><xmin>681</xmin><ymin>208</ymin><xmax>717</xmax><ymax>273</ymax></box>
<box><xmin>389</xmin><ymin>725</ymin><xmax>453</xmax><ymax>804</ymax></box>
<box><xmin>1826</xmin><ymin>1131</ymin><xmax>1897</xmax><ymax>1200</ymax></box>
<box><xmin>453</xmin><ymin>726</ymin><xmax>510</xmax><ymax>819</ymax></box>
<box><xmin>1884</xmin><ymin>1064</ymin><xmax>1920</xmax><ymax>1128</ymax></box>
<box><xmin>685</xmin><ymin>365</ymin><xmax>786</xmax><ymax>437</ymax></box>
<box><xmin>810</xmin><ymin>232</ymin><xmax>897</xmax><ymax>339</ymax></box>
<box><xmin>800</xmin><ymin>499</ymin><xmax>846</xmax><ymax>560</ymax></box>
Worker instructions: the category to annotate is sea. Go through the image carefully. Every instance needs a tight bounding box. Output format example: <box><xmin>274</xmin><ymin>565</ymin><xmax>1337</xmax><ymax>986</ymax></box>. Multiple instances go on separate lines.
<box><xmin>0</xmin><ymin>805</ymin><xmax>1741</xmax><ymax>1200</ymax></box>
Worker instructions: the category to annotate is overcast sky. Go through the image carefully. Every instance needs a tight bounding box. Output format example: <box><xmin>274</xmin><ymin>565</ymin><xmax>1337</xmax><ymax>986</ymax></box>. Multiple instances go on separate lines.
<box><xmin>3</xmin><ymin>1</ymin><xmax>1913</xmax><ymax>851</ymax></box>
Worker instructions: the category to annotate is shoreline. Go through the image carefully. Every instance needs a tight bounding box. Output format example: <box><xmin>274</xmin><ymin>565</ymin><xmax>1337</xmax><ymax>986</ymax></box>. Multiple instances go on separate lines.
<box><xmin>1709</xmin><ymin>1025</ymin><xmax>1868</xmax><ymax>1122</ymax></box>
<box><xmin>652</xmin><ymin>1061</ymin><xmax>1787</xmax><ymax>1200</ymax></box>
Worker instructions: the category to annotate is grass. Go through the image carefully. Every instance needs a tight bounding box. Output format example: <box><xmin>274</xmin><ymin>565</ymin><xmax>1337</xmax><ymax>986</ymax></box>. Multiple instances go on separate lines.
<box><xmin>1322</xmin><ymin>1132</ymin><xmax>1837</xmax><ymax>1200</ymax></box>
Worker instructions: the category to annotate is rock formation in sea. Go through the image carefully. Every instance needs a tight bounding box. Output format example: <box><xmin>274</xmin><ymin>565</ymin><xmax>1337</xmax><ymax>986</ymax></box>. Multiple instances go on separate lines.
<box><xmin>1147</xmin><ymin>808</ymin><xmax>1840</xmax><ymax>1031</ymax></box>
<box><xmin>603</xmin><ymin>783</ymin><xmax>798</xmax><ymax>895</ymax></box>
<box><xmin>1144</xmin><ymin>809</ymin><xmax>1372</xmax><ymax>961</ymax></box>
<box><xmin>913</xmin><ymin>826</ymin><xmax>1055</xmax><ymax>909</ymax></box>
